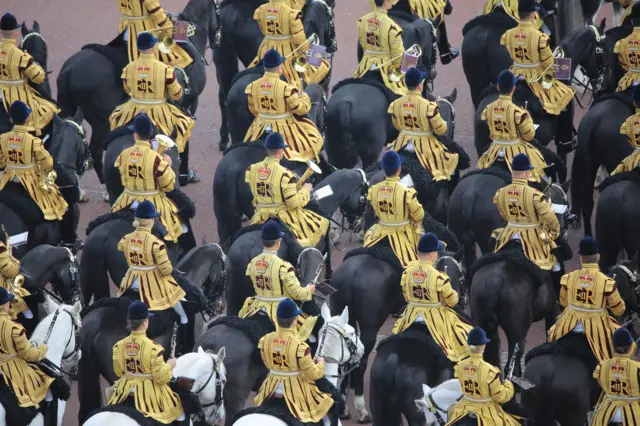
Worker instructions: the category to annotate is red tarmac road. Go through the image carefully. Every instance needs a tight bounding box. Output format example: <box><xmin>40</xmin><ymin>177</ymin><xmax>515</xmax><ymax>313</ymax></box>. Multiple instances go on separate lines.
<box><xmin>4</xmin><ymin>0</ymin><xmax>615</xmax><ymax>424</ymax></box>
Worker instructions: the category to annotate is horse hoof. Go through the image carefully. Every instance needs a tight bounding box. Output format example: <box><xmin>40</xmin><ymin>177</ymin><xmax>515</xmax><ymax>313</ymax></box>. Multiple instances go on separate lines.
<box><xmin>79</xmin><ymin>188</ymin><xmax>89</xmax><ymax>203</ymax></box>
<box><xmin>218</xmin><ymin>141</ymin><xmax>228</xmax><ymax>152</ymax></box>
<box><xmin>357</xmin><ymin>413</ymin><xmax>371</xmax><ymax>424</ymax></box>
<box><xmin>339</xmin><ymin>408</ymin><xmax>350</xmax><ymax>420</ymax></box>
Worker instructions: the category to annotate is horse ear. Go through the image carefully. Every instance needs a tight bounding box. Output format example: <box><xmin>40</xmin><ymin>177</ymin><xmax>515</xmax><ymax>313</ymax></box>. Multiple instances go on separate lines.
<box><xmin>33</xmin><ymin>21</ymin><xmax>40</xmax><ymax>34</ymax></box>
<box><xmin>197</xmin><ymin>346</ymin><xmax>205</xmax><ymax>355</ymax></box>
<box><xmin>339</xmin><ymin>306</ymin><xmax>349</xmax><ymax>326</ymax></box>
<box><xmin>216</xmin><ymin>347</ymin><xmax>226</xmax><ymax>363</ymax></box>
<box><xmin>71</xmin><ymin>300</ymin><xmax>82</xmax><ymax>317</ymax></box>
<box><xmin>599</xmin><ymin>18</ymin><xmax>606</xmax><ymax>33</ymax></box>
<box><xmin>73</xmin><ymin>108</ymin><xmax>84</xmax><ymax>126</ymax></box>
<box><xmin>561</xmin><ymin>179</ymin><xmax>571</xmax><ymax>195</ymax></box>
<box><xmin>448</xmin><ymin>88</ymin><xmax>457</xmax><ymax>104</ymax></box>
<box><xmin>21</xmin><ymin>24</ymin><xmax>28</xmax><ymax>37</ymax></box>
<box><xmin>617</xmin><ymin>249</ymin><xmax>628</xmax><ymax>264</ymax></box>
<box><xmin>321</xmin><ymin>303</ymin><xmax>331</xmax><ymax>321</ymax></box>
<box><xmin>414</xmin><ymin>397</ymin><xmax>428</xmax><ymax>411</ymax></box>
<box><xmin>629</xmin><ymin>252</ymin><xmax>639</xmax><ymax>270</ymax></box>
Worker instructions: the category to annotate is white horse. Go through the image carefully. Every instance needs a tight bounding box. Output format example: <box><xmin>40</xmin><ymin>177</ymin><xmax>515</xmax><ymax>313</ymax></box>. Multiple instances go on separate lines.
<box><xmin>414</xmin><ymin>379</ymin><xmax>464</xmax><ymax>426</ymax></box>
<box><xmin>232</xmin><ymin>303</ymin><xmax>365</xmax><ymax>426</ymax></box>
<box><xmin>0</xmin><ymin>296</ymin><xmax>82</xmax><ymax>426</ymax></box>
<box><xmin>82</xmin><ymin>346</ymin><xmax>227</xmax><ymax>426</ymax></box>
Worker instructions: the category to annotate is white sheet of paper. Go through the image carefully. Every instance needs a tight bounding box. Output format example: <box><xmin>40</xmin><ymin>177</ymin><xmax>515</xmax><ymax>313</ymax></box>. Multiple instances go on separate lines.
<box><xmin>151</xmin><ymin>139</ymin><xmax>160</xmax><ymax>151</ymax></box>
<box><xmin>534</xmin><ymin>124</ymin><xmax>540</xmax><ymax>130</ymax></box>
<box><xmin>42</xmin><ymin>134</ymin><xmax>50</xmax><ymax>144</ymax></box>
<box><xmin>400</xmin><ymin>174</ymin><xmax>414</xmax><ymax>188</ymax></box>
<box><xmin>314</xmin><ymin>185</ymin><xmax>333</xmax><ymax>200</ymax></box>
<box><xmin>552</xmin><ymin>203</ymin><xmax>568</xmax><ymax>214</ymax></box>
<box><xmin>9</xmin><ymin>232</ymin><xmax>28</xmax><ymax>246</ymax></box>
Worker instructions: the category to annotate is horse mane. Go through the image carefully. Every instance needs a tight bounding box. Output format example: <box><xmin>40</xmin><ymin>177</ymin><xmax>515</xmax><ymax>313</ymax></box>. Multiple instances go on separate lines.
<box><xmin>85</xmin><ymin>404</ymin><xmax>158</xmax><ymax>426</ymax></box>
<box><xmin>344</xmin><ymin>241</ymin><xmax>404</xmax><ymax>274</ymax></box>
<box><xmin>331</xmin><ymin>77</ymin><xmax>397</xmax><ymax>105</ymax></box>
<box><xmin>167</xmin><ymin>189</ymin><xmax>196</xmax><ymax>220</ymax></box>
<box><xmin>468</xmin><ymin>245</ymin><xmax>548</xmax><ymax>288</ymax></box>
<box><xmin>80</xmin><ymin>297</ymin><xmax>177</xmax><ymax>338</ymax></box>
<box><xmin>226</xmin><ymin>222</ymin><xmax>303</xmax><ymax>265</ymax></box>
<box><xmin>387</xmin><ymin>9</ymin><xmax>415</xmax><ymax>23</ymax></box>
<box><xmin>605</xmin><ymin>25</ymin><xmax>632</xmax><ymax>42</ymax></box>
<box><xmin>376</xmin><ymin>324</ymin><xmax>453</xmax><ymax>371</ymax></box>
<box><xmin>103</xmin><ymin>126</ymin><xmax>134</xmax><ymax>151</ymax></box>
<box><xmin>591</xmin><ymin>91</ymin><xmax>634</xmax><ymax>111</ymax></box>
<box><xmin>82</xmin><ymin>34</ymin><xmax>128</xmax><ymax>85</ymax></box>
<box><xmin>423</xmin><ymin>214</ymin><xmax>460</xmax><ymax>253</ymax></box>
<box><xmin>85</xmin><ymin>209</ymin><xmax>169</xmax><ymax>239</ymax></box>
<box><xmin>459</xmin><ymin>162</ymin><xmax>512</xmax><ymax>184</ymax></box>
<box><xmin>230</xmin><ymin>64</ymin><xmax>264</xmax><ymax>88</ymax></box>
<box><xmin>223</xmin><ymin>139</ymin><xmax>266</xmax><ymax>155</ymax></box>
<box><xmin>462</xmin><ymin>10</ymin><xmax>516</xmax><ymax>36</ymax></box>
<box><xmin>525</xmin><ymin>333</ymin><xmax>598</xmax><ymax>373</ymax></box>
<box><xmin>178</xmin><ymin>0</ymin><xmax>213</xmax><ymax>22</ymax></box>
<box><xmin>173</xmin><ymin>270</ymin><xmax>209</xmax><ymax>314</ymax></box>
<box><xmin>599</xmin><ymin>170</ymin><xmax>640</xmax><ymax>192</ymax></box>
<box><xmin>559</xmin><ymin>27</ymin><xmax>597</xmax><ymax>71</ymax></box>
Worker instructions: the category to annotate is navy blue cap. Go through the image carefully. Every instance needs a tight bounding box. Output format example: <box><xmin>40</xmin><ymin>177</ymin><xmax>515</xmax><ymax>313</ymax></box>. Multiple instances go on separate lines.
<box><xmin>578</xmin><ymin>236</ymin><xmax>599</xmax><ymax>256</ymax></box>
<box><xmin>9</xmin><ymin>101</ymin><xmax>32</xmax><ymax>125</ymax></box>
<box><xmin>135</xmin><ymin>200</ymin><xmax>161</xmax><ymax>219</ymax></box>
<box><xmin>382</xmin><ymin>150</ymin><xmax>403</xmax><ymax>176</ymax></box>
<box><xmin>130</xmin><ymin>114</ymin><xmax>154</xmax><ymax>139</ymax></box>
<box><xmin>0</xmin><ymin>288</ymin><xmax>15</xmax><ymax>306</ymax></box>
<box><xmin>264</xmin><ymin>132</ymin><xmax>289</xmax><ymax>150</ymax></box>
<box><xmin>264</xmin><ymin>49</ymin><xmax>285</xmax><ymax>69</ymax></box>
<box><xmin>613</xmin><ymin>328</ymin><xmax>634</xmax><ymax>348</ymax></box>
<box><xmin>127</xmin><ymin>301</ymin><xmax>149</xmax><ymax>320</ymax></box>
<box><xmin>276</xmin><ymin>298</ymin><xmax>303</xmax><ymax>319</ymax></box>
<box><xmin>0</xmin><ymin>13</ymin><xmax>20</xmax><ymax>31</ymax></box>
<box><xmin>405</xmin><ymin>67</ymin><xmax>428</xmax><ymax>88</ymax></box>
<box><xmin>518</xmin><ymin>0</ymin><xmax>536</xmax><ymax>14</ymax></box>
<box><xmin>418</xmin><ymin>233</ymin><xmax>443</xmax><ymax>253</ymax></box>
<box><xmin>468</xmin><ymin>327</ymin><xmax>491</xmax><ymax>345</ymax></box>
<box><xmin>511</xmin><ymin>153</ymin><xmax>534</xmax><ymax>171</ymax></box>
<box><xmin>262</xmin><ymin>220</ymin><xmax>285</xmax><ymax>241</ymax></box>
<box><xmin>497</xmin><ymin>70</ymin><xmax>516</xmax><ymax>93</ymax></box>
<box><xmin>137</xmin><ymin>32</ymin><xmax>158</xmax><ymax>51</ymax></box>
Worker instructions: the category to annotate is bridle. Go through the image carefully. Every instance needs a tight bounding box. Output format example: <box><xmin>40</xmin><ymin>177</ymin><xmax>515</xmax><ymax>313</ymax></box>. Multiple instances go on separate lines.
<box><xmin>338</xmin><ymin>168</ymin><xmax>369</xmax><ymax>233</ymax></box>
<box><xmin>42</xmin><ymin>307</ymin><xmax>81</xmax><ymax>376</ymax></box>
<box><xmin>315</xmin><ymin>321</ymin><xmax>361</xmax><ymax>388</ymax></box>
<box><xmin>435</xmin><ymin>255</ymin><xmax>466</xmax><ymax>306</ymax></box>
<box><xmin>194</xmin><ymin>354</ymin><xmax>224</xmax><ymax>409</ymax></box>
<box><xmin>424</xmin><ymin>392</ymin><xmax>448</xmax><ymax>426</ymax></box>
<box><xmin>20</xmin><ymin>31</ymin><xmax>45</xmax><ymax>50</ymax></box>
<box><xmin>420</xmin><ymin>18</ymin><xmax>438</xmax><ymax>92</ymax></box>
<box><xmin>572</xmin><ymin>25</ymin><xmax>608</xmax><ymax>105</ymax></box>
<box><xmin>296</xmin><ymin>247</ymin><xmax>324</xmax><ymax>282</ymax></box>
<box><xmin>436</xmin><ymin>97</ymin><xmax>455</xmax><ymax>139</ymax></box>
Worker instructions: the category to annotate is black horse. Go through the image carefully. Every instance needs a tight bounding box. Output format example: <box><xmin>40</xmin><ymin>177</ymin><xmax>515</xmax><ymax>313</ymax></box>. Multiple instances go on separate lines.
<box><xmin>77</xmin><ymin>243</ymin><xmax>226</xmax><ymax>423</ymax></box>
<box><xmin>522</xmin><ymin>253</ymin><xmax>640</xmax><ymax>426</ymax></box>
<box><xmin>467</xmin><ymin>184</ymin><xmax>573</xmax><ymax>379</ymax></box>
<box><xmin>473</xmin><ymin>22</ymin><xmax>608</xmax><ymax>157</ymax></box>
<box><xmin>56</xmin><ymin>0</ymin><xmax>215</xmax><ymax>186</ymax></box>
<box><xmin>329</xmin><ymin>217</ymin><xmax>462</xmax><ymax>423</ymax></box>
<box><xmin>324</xmin><ymin>11</ymin><xmax>437</xmax><ymax>170</ymax></box>
<box><xmin>214</xmin><ymin>0</ymin><xmax>337</xmax><ymax>150</ymax></box>
<box><xmin>195</xmin><ymin>247</ymin><xmax>324</xmax><ymax>426</ymax></box>
<box><xmin>0</xmin><ymin>111</ymin><xmax>88</xmax><ymax>258</ymax></box>
<box><xmin>225</xmin><ymin>169</ymin><xmax>368</xmax><ymax>316</ymax></box>
<box><xmin>595</xmin><ymin>173</ymin><xmax>640</xmax><ymax>271</ymax></box>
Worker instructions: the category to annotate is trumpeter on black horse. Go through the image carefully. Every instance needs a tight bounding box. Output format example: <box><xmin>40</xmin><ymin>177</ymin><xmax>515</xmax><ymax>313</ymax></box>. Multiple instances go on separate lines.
<box><xmin>77</xmin><ymin>243</ymin><xmax>225</xmax><ymax>423</ymax></box>
<box><xmin>473</xmin><ymin>22</ymin><xmax>609</xmax><ymax>160</ymax></box>
<box><xmin>329</xmin><ymin>215</ymin><xmax>463</xmax><ymax>423</ymax></box>
<box><xmin>325</xmin><ymin>10</ymin><xmax>437</xmax><ymax>170</ymax></box>
<box><xmin>224</xmin><ymin>168</ymin><xmax>368</xmax><ymax>316</ymax></box>
<box><xmin>522</xmin><ymin>253</ymin><xmax>640</xmax><ymax>426</ymax></box>
<box><xmin>214</xmin><ymin>0</ymin><xmax>337</xmax><ymax>151</ymax></box>
<box><xmin>56</xmin><ymin>0</ymin><xmax>215</xmax><ymax>191</ymax></box>
<box><xmin>467</xmin><ymin>182</ymin><xmax>573</xmax><ymax>380</ymax></box>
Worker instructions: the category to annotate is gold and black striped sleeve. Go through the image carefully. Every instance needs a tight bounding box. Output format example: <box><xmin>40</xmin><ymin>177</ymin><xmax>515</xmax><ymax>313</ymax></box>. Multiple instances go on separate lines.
<box><xmin>150</xmin><ymin>343</ymin><xmax>173</xmax><ymax>384</ymax></box>
<box><xmin>13</xmin><ymin>323</ymin><xmax>47</xmax><ymax>362</ymax></box>
<box><xmin>152</xmin><ymin>239</ymin><xmax>174</xmax><ymax>276</ymax></box>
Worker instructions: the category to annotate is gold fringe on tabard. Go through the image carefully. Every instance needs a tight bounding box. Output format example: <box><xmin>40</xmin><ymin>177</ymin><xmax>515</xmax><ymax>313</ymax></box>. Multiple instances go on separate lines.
<box><xmin>478</xmin><ymin>141</ymin><xmax>548</xmax><ymax>182</ymax></box>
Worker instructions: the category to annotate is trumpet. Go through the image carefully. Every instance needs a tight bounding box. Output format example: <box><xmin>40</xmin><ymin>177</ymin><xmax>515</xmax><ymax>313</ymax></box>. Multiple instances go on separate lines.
<box><xmin>286</xmin><ymin>34</ymin><xmax>320</xmax><ymax>74</ymax></box>
<box><xmin>147</xmin><ymin>22</ymin><xmax>196</xmax><ymax>54</ymax></box>
<box><xmin>36</xmin><ymin>163</ymin><xmax>57</xmax><ymax>194</ymax></box>
<box><xmin>2</xmin><ymin>226</ymin><xmax>24</xmax><ymax>293</ymax></box>
<box><xmin>375</xmin><ymin>44</ymin><xmax>423</xmax><ymax>83</ymax></box>
<box><xmin>537</xmin><ymin>46</ymin><xmax>565</xmax><ymax>89</ymax></box>
<box><xmin>296</xmin><ymin>160</ymin><xmax>323</xmax><ymax>189</ymax></box>
<box><xmin>154</xmin><ymin>134</ymin><xmax>176</xmax><ymax>155</ymax></box>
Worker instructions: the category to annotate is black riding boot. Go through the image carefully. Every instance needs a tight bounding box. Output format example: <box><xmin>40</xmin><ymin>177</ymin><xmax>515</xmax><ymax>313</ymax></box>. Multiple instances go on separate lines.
<box><xmin>437</xmin><ymin>21</ymin><xmax>458</xmax><ymax>65</ymax></box>
<box><xmin>178</xmin><ymin>218</ymin><xmax>197</xmax><ymax>255</ymax></box>
<box><xmin>38</xmin><ymin>120</ymin><xmax>54</xmax><ymax>143</ymax></box>
<box><xmin>555</xmin><ymin>102</ymin><xmax>576</xmax><ymax>156</ymax></box>
<box><xmin>179</xmin><ymin>143</ymin><xmax>200</xmax><ymax>186</ymax></box>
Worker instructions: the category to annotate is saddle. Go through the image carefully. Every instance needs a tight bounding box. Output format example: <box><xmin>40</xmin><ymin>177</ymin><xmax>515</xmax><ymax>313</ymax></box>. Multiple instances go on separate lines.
<box><xmin>331</xmin><ymin>75</ymin><xmax>397</xmax><ymax>105</ymax></box>
<box><xmin>0</xmin><ymin>183</ymin><xmax>44</xmax><ymax>225</ymax></box>
<box><xmin>376</xmin><ymin>323</ymin><xmax>454</xmax><ymax>370</ymax></box>
<box><xmin>599</xmin><ymin>170</ymin><xmax>640</xmax><ymax>192</ymax></box>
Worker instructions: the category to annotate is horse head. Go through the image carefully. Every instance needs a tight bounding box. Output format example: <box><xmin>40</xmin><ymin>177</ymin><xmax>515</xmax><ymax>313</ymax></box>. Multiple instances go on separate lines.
<box><xmin>36</xmin><ymin>296</ymin><xmax>83</xmax><ymax>373</ymax></box>
<box><xmin>175</xmin><ymin>346</ymin><xmax>227</xmax><ymax>425</ymax></box>
<box><xmin>436</xmin><ymin>88</ymin><xmax>457</xmax><ymax>140</ymax></box>
<box><xmin>190</xmin><ymin>240</ymin><xmax>227</xmax><ymax>316</ymax></box>
<box><xmin>20</xmin><ymin>21</ymin><xmax>47</xmax><ymax>70</ymax></box>
<box><xmin>436</xmin><ymin>249</ymin><xmax>465</xmax><ymax>298</ymax></box>
<box><xmin>178</xmin><ymin>0</ymin><xmax>217</xmax><ymax>54</ymax></box>
<box><xmin>296</xmin><ymin>246</ymin><xmax>325</xmax><ymax>285</ymax></box>
<box><xmin>415</xmin><ymin>379</ymin><xmax>462</xmax><ymax>425</ymax></box>
<box><xmin>51</xmin><ymin>109</ymin><xmax>89</xmax><ymax>177</ymax></box>
<box><xmin>314</xmin><ymin>169</ymin><xmax>369</xmax><ymax>231</ymax></box>
<box><xmin>560</xmin><ymin>19</ymin><xmax>610</xmax><ymax>94</ymax></box>
<box><xmin>306</xmin><ymin>83</ymin><xmax>327</xmax><ymax>133</ymax></box>
<box><xmin>612</xmin><ymin>250</ymin><xmax>640</xmax><ymax>318</ymax></box>
<box><xmin>318</xmin><ymin>304</ymin><xmax>364</xmax><ymax>387</ymax></box>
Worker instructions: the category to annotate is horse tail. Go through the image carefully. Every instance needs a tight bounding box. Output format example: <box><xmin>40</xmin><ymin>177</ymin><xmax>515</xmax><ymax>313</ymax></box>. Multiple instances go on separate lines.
<box><xmin>459</xmin><ymin>188</ymin><xmax>477</xmax><ymax>275</ymax></box>
<box><xmin>213</xmin><ymin>171</ymin><xmax>241</xmax><ymax>250</ymax></box>
<box><xmin>79</xmin><ymin>234</ymin><xmax>110</xmax><ymax>306</ymax></box>
<box><xmin>77</xmin><ymin>335</ymin><xmax>103</xmax><ymax>423</ymax></box>
<box><xmin>470</xmin><ymin>275</ymin><xmax>501</xmax><ymax>365</ymax></box>
<box><xmin>521</xmin><ymin>357</ymin><xmax>557</xmax><ymax>426</ymax></box>
<box><xmin>370</xmin><ymin>353</ymin><xmax>401</xmax><ymax>426</ymax></box>
<box><xmin>571</xmin><ymin>121</ymin><xmax>594</xmax><ymax>234</ymax></box>
<box><xmin>327</xmin><ymin>99</ymin><xmax>359</xmax><ymax>169</ymax></box>
<box><xmin>56</xmin><ymin>63</ymin><xmax>76</xmax><ymax>118</ymax></box>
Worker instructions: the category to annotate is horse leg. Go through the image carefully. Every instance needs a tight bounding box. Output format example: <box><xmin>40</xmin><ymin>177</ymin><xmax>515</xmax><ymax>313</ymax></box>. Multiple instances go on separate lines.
<box><xmin>352</xmin><ymin>325</ymin><xmax>376</xmax><ymax>423</ymax></box>
<box><xmin>501</xmin><ymin>307</ymin><xmax>533</xmax><ymax>377</ymax></box>
<box><xmin>88</xmin><ymin>121</ymin><xmax>109</xmax><ymax>187</ymax></box>
<box><xmin>213</xmin><ymin>41</ymin><xmax>238</xmax><ymax>151</ymax></box>
<box><xmin>77</xmin><ymin>351</ymin><xmax>103</xmax><ymax>423</ymax></box>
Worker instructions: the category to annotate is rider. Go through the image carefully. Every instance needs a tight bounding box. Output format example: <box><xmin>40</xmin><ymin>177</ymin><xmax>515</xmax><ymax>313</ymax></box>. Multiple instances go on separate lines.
<box><xmin>0</xmin><ymin>13</ymin><xmax>60</xmax><ymax>138</ymax></box>
<box><xmin>244</xmin><ymin>50</ymin><xmax>324</xmax><ymax>162</ymax></box>
<box><xmin>249</xmin><ymin>0</ymin><xmax>330</xmax><ymax>88</ymax></box>
<box><xmin>364</xmin><ymin>150</ymin><xmax>425</xmax><ymax>268</ymax></box>
<box><xmin>116</xmin><ymin>0</ymin><xmax>193</xmax><ymax>69</ymax></box>
<box><xmin>548</xmin><ymin>236</ymin><xmax>625</xmax><ymax>362</ymax></box>
<box><xmin>255</xmin><ymin>298</ymin><xmax>335</xmax><ymax>426</ymax></box>
<box><xmin>117</xmin><ymin>201</ymin><xmax>189</xmax><ymax>325</ymax></box>
<box><xmin>111</xmin><ymin>113</ymin><xmax>188</xmax><ymax>245</ymax></box>
<box><xmin>502</xmin><ymin>0</ymin><xmax>577</xmax><ymax>155</ymax></box>
<box><xmin>0</xmin><ymin>231</ymin><xmax>33</xmax><ymax>320</ymax></box>
<box><xmin>0</xmin><ymin>287</ymin><xmax>55</xmax><ymax>409</ymax></box>
<box><xmin>355</xmin><ymin>0</ymin><xmax>408</xmax><ymax>96</ymax></box>
<box><xmin>109</xmin><ymin>32</ymin><xmax>198</xmax><ymax>185</ymax></box>
<box><xmin>387</xmin><ymin>67</ymin><xmax>458</xmax><ymax>182</ymax></box>
<box><xmin>493</xmin><ymin>153</ymin><xmax>561</xmax><ymax>271</ymax></box>
<box><xmin>613</xmin><ymin>85</ymin><xmax>640</xmax><ymax>175</ymax></box>
<box><xmin>108</xmin><ymin>300</ymin><xmax>185</xmax><ymax>424</ymax></box>
<box><xmin>245</xmin><ymin>132</ymin><xmax>329</xmax><ymax>248</ymax></box>
<box><xmin>592</xmin><ymin>328</ymin><xmax>640</xmax><ymax>426</ymax></box>
<box><xmin>0</xmin><ymin>101</ymin><xmax>78</xmax><ymax>248</ymax></box>
<box><xmin>392</xmin><ymin>233</ymin><xmax>471</xmax><ymax>362</ymax></box>
<box><xmin>447</xmin><ymin>327</ymin><xmax>521</xmax><ymax>426</ymax></box>
<box><xmin>478</xmin><ymin>69</ymin><xmax>549</xmax><ymax>183</ymax></box>
<box><xmin>240</xmin><ymin>220</ymin><xmax>318</xmax><ymax>340</ymax></box>
<box><xmin>616</xmin><ymin>12</ymin><xmax>640</xmax><ymax>92</ymax></box>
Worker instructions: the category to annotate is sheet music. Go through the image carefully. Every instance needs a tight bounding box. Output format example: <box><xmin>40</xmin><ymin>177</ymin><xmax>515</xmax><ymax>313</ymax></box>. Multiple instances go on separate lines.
<box><xmin>314</xmin><ymin>185</ymin><xmax>333</xmax><ymax>200</ymax></box>
<box><xmin>9</xmin><ymin>232</ymin><xmax>28</xmax><ymax>246</ymax></box>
